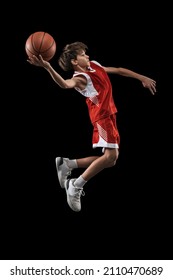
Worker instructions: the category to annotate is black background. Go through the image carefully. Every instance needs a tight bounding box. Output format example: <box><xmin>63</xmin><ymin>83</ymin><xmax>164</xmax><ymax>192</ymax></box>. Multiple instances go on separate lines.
<box><xmin>1</xmin><ymin>2</ymin><xmax>171</xmax><ymax>260</ymax></box>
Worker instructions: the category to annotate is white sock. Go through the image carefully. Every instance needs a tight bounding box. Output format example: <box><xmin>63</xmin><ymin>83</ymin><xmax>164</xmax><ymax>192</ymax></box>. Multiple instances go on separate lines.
<box><xmin>65</xmin><ymin>159</ymin><xmax>78</xmax><ymax>169</ymax></box>
<box><xmin>74</xmin><ymin>176</ymin><xmax>87</xmax><ymax>188</ymax></box>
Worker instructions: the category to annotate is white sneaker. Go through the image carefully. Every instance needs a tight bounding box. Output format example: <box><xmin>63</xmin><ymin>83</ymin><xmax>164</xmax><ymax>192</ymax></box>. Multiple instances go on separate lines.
<box><xmin>65</xmin><ymin>179</ymin><xmax>84</xmax><ymax>212</ymax></box>
<box><xmin>55</xmin><ymin>157</ymin><xmax>72</xmax><ymax>189</ymax></box>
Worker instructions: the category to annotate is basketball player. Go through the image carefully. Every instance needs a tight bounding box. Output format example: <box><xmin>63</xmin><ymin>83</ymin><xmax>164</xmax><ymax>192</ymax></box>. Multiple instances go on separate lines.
<box><xmin>27</xmin><ymin>42</ymin><xmax>156</xmax><ymax>212</ymax></box>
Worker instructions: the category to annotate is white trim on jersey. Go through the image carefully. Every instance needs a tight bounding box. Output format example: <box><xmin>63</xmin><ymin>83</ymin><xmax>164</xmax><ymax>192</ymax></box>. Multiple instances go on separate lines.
<box><xmin>73</xmin><ymin>72</ymin><xmax>98</xmax><ymax>98</ymax></box>
<box><xmin>73</xmin><ymin>60</ymin><xmax>103</xmax><ymax>98</ymax></box>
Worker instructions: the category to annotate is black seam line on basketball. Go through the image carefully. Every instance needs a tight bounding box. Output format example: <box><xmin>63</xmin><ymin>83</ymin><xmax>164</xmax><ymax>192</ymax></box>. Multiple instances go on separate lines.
<box><xmin>26</xmin><ymin>49</ymin><xmax>36</xmax><ymax>56</ymax></box>
<box><xmin>39</xmin><ymin>32</ymin><xmax>46</xmax><ymax>53</ymax></box>
<box><xmin>31</xmin><ymin>34</ymin><xmax>39</xmax><ymax>55</ymax></box>
<box><xmin>38</xmin><ymin>32</ymin><xmax>55</xmax><ymax>54</ymax></box>
<box><xmin>40</xmin><ymin>41</ymin><xmax>55</xmax><ymax>54</ymax></box>
<box><xmin>31</xmin><ymin>32</ymin><xmax>47</xmax><ymax>54</ymax></box>
<box><xmin>31</xmin><ymin>33</ymin><xmax>55</xmax><ymax>56</ymax></box>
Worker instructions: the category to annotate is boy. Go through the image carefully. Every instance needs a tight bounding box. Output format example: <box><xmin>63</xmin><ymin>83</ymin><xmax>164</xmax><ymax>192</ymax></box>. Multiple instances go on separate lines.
<box><xmin>27</xmin><ymin>41</ymin><xmax>156</xmax><ymax>212</ymax></box>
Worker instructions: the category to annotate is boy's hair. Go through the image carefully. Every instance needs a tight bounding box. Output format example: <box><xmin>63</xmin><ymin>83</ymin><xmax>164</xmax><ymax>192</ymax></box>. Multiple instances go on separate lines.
<box><xmin>58</xmin><ymin>42</ymin><xmax>88</xmax><ymax>71</ymax></box>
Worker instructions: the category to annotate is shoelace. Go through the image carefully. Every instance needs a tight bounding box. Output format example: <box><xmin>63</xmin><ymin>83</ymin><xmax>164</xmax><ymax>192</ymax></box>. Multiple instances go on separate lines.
<box><xmin>74</xmin><ymin>187</ymin><xmax>85</xmax><ymax>198</ymax></box>
<box><xmin>67</xmin><ymin>170</ymin><xmax>71</xmax><ymax>177</ymax></box>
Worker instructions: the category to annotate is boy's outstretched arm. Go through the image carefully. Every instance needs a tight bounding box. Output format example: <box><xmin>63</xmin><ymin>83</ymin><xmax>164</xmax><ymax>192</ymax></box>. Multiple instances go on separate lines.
<box><xmin>27</xmin><ymin>55</ymin><xmax>76</xmax><ymax>89</ymax></box>
<box><xmin>104</xmin><ymin>66</ymin><xmax>156</xmax><ymax>95</ymax></box>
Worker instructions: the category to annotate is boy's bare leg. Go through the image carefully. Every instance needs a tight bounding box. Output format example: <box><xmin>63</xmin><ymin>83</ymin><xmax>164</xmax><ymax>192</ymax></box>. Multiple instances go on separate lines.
<box><xmin>77</xmin><ymin>148</ymin><xmax>119</xmax><ymax>181</ymax></box>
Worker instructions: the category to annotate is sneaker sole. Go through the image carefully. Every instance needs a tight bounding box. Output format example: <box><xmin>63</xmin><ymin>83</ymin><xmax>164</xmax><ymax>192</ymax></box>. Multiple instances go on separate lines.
<box><xmin>55</xmin><ymin>157</ymin><xmax>64</xmax><ymax>188</ymax></box>
<box><xmin>65</xmin><ymin>179</ymin><xmax>81</xmax><ymax>212</ymax></box>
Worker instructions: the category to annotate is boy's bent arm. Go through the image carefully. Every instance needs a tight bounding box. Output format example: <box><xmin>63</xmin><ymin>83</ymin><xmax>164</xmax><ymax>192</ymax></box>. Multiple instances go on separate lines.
<box><xmin>45</xmin><ymin>64</ymin><xmax>76</xmax><ymax>89</ymax></box>
<box><xmin>27</xmin><ymin>54</ymin><xmax>76</xmax><ymax>89</ymax></box>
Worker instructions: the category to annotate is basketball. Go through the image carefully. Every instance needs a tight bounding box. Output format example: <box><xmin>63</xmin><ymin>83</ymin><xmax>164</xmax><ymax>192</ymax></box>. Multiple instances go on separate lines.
<box><xmin>25</xmin><ymin>31</ymin><xmax>56</xmax><ymax>61</ymax></box>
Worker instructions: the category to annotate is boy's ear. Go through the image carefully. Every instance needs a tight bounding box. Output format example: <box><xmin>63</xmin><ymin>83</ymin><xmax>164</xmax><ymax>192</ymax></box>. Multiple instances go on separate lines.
<box><xmin>71</xmin><ymin>59</ymin><xmax>78</xmax><ymax>66</ymax></box>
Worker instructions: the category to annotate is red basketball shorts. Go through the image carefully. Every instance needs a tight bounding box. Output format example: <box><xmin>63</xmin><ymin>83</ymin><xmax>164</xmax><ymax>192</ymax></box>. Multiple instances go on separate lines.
<box><xmin>92</xmin><ymin>114</ymin><xmax>120</xmax><ymax>150</ymax></box>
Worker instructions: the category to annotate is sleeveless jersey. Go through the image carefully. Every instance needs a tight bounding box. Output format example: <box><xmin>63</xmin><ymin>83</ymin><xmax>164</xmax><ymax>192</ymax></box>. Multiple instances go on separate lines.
<box><xmin>73</xmin><ymin>61</ymin><xmax>117</xmax><ymax>124</ymax></box>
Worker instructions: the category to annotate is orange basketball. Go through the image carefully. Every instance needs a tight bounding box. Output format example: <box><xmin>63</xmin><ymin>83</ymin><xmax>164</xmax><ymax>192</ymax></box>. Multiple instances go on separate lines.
<box><xmin>25</xmin><ymin>31</ymin><xmax>56</xmax><ymax>61</ymax></box>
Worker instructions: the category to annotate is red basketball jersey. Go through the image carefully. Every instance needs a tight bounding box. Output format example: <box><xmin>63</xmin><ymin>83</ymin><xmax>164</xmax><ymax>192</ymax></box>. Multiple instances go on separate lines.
<box><xmin>73</xmin><ymin>61</ymin><xmax>117</xmax><ymax>124</ymax></box>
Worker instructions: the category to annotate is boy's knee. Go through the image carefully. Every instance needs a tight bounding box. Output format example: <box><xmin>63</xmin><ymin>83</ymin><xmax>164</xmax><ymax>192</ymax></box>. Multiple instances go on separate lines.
<box><xmin>105</xmin><ymin>153</ymin><xmax>118</xmax><ymax>167</ymax></box>
<box><xmin>110</xmin><ymin>157</ymin><xmax>118</xmax><ymax>167</ymax></box>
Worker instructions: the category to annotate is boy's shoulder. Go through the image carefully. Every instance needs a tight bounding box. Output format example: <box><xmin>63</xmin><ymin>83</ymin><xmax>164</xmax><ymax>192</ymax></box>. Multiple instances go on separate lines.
<box><xmin>91</xmin><ymin>60</ymin><xmax>102</xmax><ymax>67</ymax></box>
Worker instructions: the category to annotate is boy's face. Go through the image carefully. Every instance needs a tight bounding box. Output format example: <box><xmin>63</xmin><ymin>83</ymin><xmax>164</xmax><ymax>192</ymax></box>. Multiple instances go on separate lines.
<box><xmin>76</xmin><ymin>50</ymin><xmax>90</xmax><ymax>68</ymax></box>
